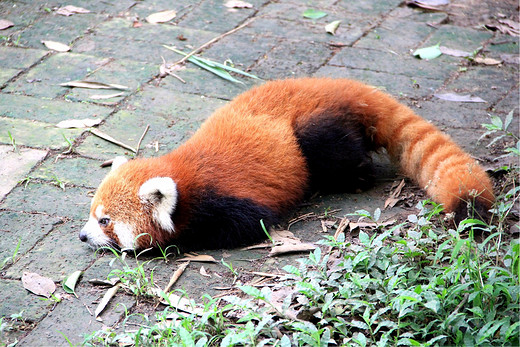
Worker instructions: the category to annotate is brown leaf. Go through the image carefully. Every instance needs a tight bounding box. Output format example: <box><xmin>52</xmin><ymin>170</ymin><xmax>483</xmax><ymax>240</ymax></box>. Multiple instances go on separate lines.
<box><xmin>269</xmin><ymin>243</ymin><xmax>316</xmax><ymax>256</ymax></box>
<box><xmin>385</xmin><ymin>179</ymin><xmax>406</xmax><ymax>209</ymax></box>
<box><xmin>56</xmin><ymin>118</ymin><xmax>102</xmax><ymax>129</ymax></box>
<box><xmin>42</xmin><ymin>40</ymin><xmax>71</xmax><ymax>52</ymax></box>
<box><xmin>56</xmin><ymin>5</ymin><xmax>91</xmax><ymax>16</ymax></box>
<box><xmin>95</xmin><ymin>284</ymin><xmax>120</xmax><ymax>319</ymax></box>
<box><xmin>0</xmin><ymin>19</ymin><xmax>14</xmax><ymax>30</ymax></box>
<box><xmin>22</xmin><ymin>272</ymin><xmax>56</xmax><ymax>298</ymax></box>
<box><xmin>474</xmin><ymin>57</ymin><xmax>502</xmax><ymax>65</ymax></box>
<box><xmin>146</xmin><ymin>10</ymin><xmax>177</xmax><ymax>24</ymax></box>
<box><xmin>164</xmin><ymin>262</ymin><xmax>189</xmax><ymax>293</ymax></box>
<box><xmin>178</xmin><ymin>253</ymin><xmax>217</xmax><ymax>262</ymax></box>
<box><xmin>224</xmin><ymin>0</ymin><xmax>253</xmax><ymax>8</ymax></box>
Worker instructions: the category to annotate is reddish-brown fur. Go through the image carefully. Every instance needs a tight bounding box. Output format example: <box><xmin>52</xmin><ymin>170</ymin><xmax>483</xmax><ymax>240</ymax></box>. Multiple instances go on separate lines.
<box><xmin>91</xmin><ymin>78</ymin><xmax>494</xmax><ymax>249</ymax></box>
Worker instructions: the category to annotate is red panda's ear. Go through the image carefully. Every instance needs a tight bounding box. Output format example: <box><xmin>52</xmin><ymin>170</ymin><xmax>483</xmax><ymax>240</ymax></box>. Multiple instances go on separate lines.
<box><xmin>111</xmin><ymin>156</ymin><xmax>128</xmax><ymax>172</ymax></box>
<box><xmin>138</xmin><ymin>177</ymin><xmax>177</xmax><ymax>233</ymax></box>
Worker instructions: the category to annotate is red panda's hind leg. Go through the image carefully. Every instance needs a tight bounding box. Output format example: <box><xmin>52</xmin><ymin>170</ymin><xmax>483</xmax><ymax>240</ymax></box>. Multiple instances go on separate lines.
<box><xmin>294</xmin><ymin>113</ymin><xmax>376</xmax><ymax>193</ymax></box>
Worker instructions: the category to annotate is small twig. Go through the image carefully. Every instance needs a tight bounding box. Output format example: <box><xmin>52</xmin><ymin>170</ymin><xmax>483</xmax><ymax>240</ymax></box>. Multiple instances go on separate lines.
<box><xmin>135</xmin><ymin>124</ymin><xmax>150</xmax><ymax>157</ymax></box>
<box><xmin>173</xmin><ymin>17</ymin><xmax>255</xmax><ymax>66</ymax></box>
<box><xmin>89</xmin><ymin>128</ymin><xmax>137</xmax><ymax>153</ymax></box>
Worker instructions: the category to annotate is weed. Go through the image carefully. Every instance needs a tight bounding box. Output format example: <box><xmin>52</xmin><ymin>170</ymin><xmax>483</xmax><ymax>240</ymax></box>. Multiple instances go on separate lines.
<box><xmin>104</xmin><ymin>248</ymin><xmax>157</xmax><ymax>297</ymax></box>
<box><xmin>7</xmin><ymin>131</ymin><xmax>17</xmax><ymax>153</ymax></box>
<box><xmin>0</xmin><ymin>238</ymin><xmax>21</xmax><ymax>270</ymax></box>
<box><xmin>51</xmin><ymin>174</ymin><xmax>66</xmax><ymax>190</ymax></box>
<box><xmin>220</xmin><ymin>258</ymin><xmax>238</xmax><ymax>277</ymax></box>
<box><xmin>61</xmin><ymin>133</ymin><xmax>75</xmax><ymax>154</ymax></box>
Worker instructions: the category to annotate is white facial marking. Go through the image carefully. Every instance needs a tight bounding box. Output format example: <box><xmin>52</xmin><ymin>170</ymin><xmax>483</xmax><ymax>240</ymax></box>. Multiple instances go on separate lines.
<box><xmin>114</xmin><ymin>222</ymin><xmax>136</xmax><ymax>250</ymax></box>
<box><xmin>139</xmin><ymin>177</ymin><xmax>177</xmax><ymax>233</ymax></box>
<box><xmin>80</xmin><ymin>214</ymin><xmax>111</xmax><ymax>249</ymax></box>
<box><xmin>95</xmin><ymin>205</ymin><xmax>104</xmax><ymax>219</ymax></box>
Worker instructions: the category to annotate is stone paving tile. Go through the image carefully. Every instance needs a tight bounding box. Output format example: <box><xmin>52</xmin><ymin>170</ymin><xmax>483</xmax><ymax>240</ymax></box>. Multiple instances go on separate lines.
<box><xmin>1</xmin><ymin>183</ymin><xmax>91</xmax><ymax>221</ymax></box>
<box><xmin>3</xmin><ymin>53</ymin><xmax>111</xmax><ymax>98</ymax></box>
<box><xmin>177</xmin><ymin>0</ymin><xmax>259</xmax><ymax>33</ymax></box>
<box><xmin>0</xmin><ymin>146</ymin><xmax>47</xmax><ymax>200</ymax></box>
<box><xmin>315</xmin><ymin>65</ymin><xmax>444</xmax><ymax>98</ymax></box>
<box><xmin>0</xmin><ymin>68</ymin><xmax>18</xmax><ymax>86</ymax></box>
<box><xmin>0</xmin><ymin>117</ymin><xmax>83</xmax><ymax>149</ymax></box>
<box><xmin>0</xmin><ymin>279</ymin><xmax>54</xmax><ymax>322</ymax></box>
<box><xmin>0</xmin><ymin>93</ymin><xmax>111</xmax><ymax>123</ymax></box>
<box><xmin>4</xmin><ymin>221</ymin><xmax>93</xmax><ymax>281</ymax></box>
<box><xmin>444</xmin><ymin>66</ymin><xmax>519</xmax><ymax>106</ymax></box>
<box><xmin>16</xmin><ymin>12</ymin><xmax>107</xmax><ymax>49</ymax></box>
<box><xmin>157</xmin><ymin>66</ymin><xmax>258</xmax><ymax>99</ymax></box>
<box><xmin>0</xmin><ymin>210</ymin><xmax>59</xmax><ymax>264</ymax></box>
<box><xmin>63</xmin><ymin>58</ymin><xmax>157</xmax><ymax>104</ymax></box>
<box><xmin>32</xmin><ymin>156</ymin><xmax>108</xmax><ymax>189</ymax></box>
<box><xmin>328</xmin><ymin>46</ymin><xmax>458</xmax><ymax>80</ymax></box>
<box><xmin>0</xmin><ymin>46</ymin><xmax>48</xmax><ymax>70</ymax></box>
<box><xmin>355</xmin><ymin>7</ymin><xmax>447</xmax><ymax>53</ymax></box>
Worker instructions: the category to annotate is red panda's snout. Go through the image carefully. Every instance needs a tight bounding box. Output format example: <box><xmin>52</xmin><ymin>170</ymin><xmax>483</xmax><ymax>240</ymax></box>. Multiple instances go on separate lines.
<box><xmin>79</xmin><ymin>157</ymin><xmax>179</xmax><ymax>251</ymax></box>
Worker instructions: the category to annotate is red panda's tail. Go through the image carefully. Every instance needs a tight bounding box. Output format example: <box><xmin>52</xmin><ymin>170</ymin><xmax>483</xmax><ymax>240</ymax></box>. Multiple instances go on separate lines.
<box><xmin>360</xmin><ymin>88</ymin><xmax>494</xmax><ymax>218</ymax></box>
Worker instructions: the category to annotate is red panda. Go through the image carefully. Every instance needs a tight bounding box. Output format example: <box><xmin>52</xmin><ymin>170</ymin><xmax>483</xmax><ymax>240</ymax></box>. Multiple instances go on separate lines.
<box><xmin>79</xmin><ymin>78</ymin><xmax>494</xmax><ymax>251</ymax></box>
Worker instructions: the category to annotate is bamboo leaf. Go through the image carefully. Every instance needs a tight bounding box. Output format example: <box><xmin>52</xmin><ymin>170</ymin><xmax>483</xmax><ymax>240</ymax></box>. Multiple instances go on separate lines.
<box><xmin>62</xmin><ymin>270</ymin><xmax>82</xmax><ymax>297</ymax></box>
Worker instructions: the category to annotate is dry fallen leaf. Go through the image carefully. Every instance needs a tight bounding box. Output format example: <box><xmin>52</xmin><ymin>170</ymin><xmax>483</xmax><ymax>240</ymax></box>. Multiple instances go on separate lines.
<box><xmin>22</xmin><ymin>272</ymin><xmax>56</xmax><ymax>298</ymax></box>
<box><xmin>269</xmin><ymin>243</ymin><xmax>316</xmax><ymax>256</ymax></box>
<box><xmin>60</xmin><ymin>80</ymin><xmax>129</xmax><ymax>90</ymax></box>
<box><xmin>224</xmin><ymin>0</ymin><xmax>253</xmax><ymax>8</ymax></box>
<box><xmin>384</xmin><ymin>179</ymin><xmax>406</xmax><ymax>209</ymax></box>
<box><xmin>158</xmin><ymin>292</ymin><xmax>204</xmax><ymax>315</ymax></box>
<box><xmin>42</xmin><ymin>40</ymin><xmax>71</xmax><ymax>52</ymax></box>
<box><xmin>325</xmin><ymin>20</ymin><xmax>341</xmax><ymax>35</ymax></box>
<box><xmin>88</xmin><ymin>277</ymin><xmax>120</xmax><ymax>286</ymax></box>
<box><xmin>90</xmin><ymin>92</ymin><xmax>125</xmax><ymax>100</ymax></box>
<box><xmin>439</xmin><ymin>46</ymin><xmax>471</xmax><ymax>57</ymax></box>
<box><xmin>56</xmin><ymin>118</ymin><xmax>102</xmax><ymax>129</ymax></box>
<box><xmin>146</xmin><ymin>10</ymin><xmax>177</xmax><ymax>24</ymax></box>
<box><xmin>474</xmin><ymin>57</ymin><xmax>502</xmax><ymax>65</ymax></box>
<box><xmin>434</xmin><ymin>92</ymin><xmax>487</xmax><ymax>103</ymax></box>
<box><xmin>199</xmin><ymin>266</ymin><xmax>211</xmax><ymax>277</ymax></box>
<box><xmin>349</xmin><ymin>219</ymin><xmax>396</xmax><ymax>231</ymax></box>
<box><xmin>178</xmin><ymin>253</ymin><xmax>217</xmax><ymax>262</ymax></box>
<box><xmin>407</xmin><ymin>0</ymin><xmax>449</xmax><ymax>11</ymax></box>
<box><xmin>95</xmin><ymin>283</ymin><xmax>121</xmax><ymax>319</ymax></box>
<box><xmin>56</xmin><ymin>5</ymin><xmax>90</xmax><ymax>16</ymax></box>
<box><xmin>163</xmin><ymin>261</ymin><xmax>189</xmax><ymax>294</ymax></box>
<box><xmin>0</xmin><ymin>19</ymin><xmax>14</xmax><ymax>30</ymax></box>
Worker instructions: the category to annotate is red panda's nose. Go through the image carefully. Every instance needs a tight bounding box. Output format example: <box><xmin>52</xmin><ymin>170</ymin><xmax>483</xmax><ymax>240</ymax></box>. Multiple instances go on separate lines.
<box><xmin>79</xmin><ymin>229</ymin><xmax>88</xmax><ymax>242</ymax></box>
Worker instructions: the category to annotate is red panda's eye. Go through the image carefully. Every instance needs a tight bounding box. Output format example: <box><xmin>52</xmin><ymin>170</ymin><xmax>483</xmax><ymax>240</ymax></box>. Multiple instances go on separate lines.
<box><xmin>99</xmin><ymin>217</ymin><xmax>110</xmax><ymax>227</ymax></box>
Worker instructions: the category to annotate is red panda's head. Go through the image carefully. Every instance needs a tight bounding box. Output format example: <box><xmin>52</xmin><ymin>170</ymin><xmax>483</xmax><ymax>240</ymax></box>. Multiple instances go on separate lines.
<box><xmin>79</xmin><ymin>157</ymin><xmax>178</xmax><ymax>251</ymax></box>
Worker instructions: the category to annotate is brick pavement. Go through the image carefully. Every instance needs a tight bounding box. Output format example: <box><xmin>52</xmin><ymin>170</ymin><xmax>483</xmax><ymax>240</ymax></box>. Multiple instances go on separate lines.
<box><xmin>0</xmin><ymin>0</ymin><xmax>518</xmax><ymax>345</ymax></box>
